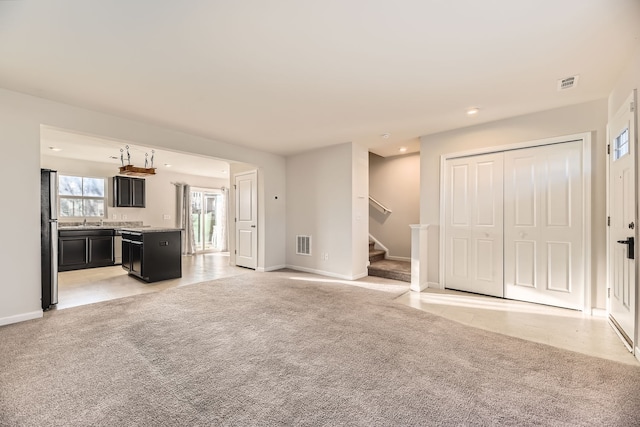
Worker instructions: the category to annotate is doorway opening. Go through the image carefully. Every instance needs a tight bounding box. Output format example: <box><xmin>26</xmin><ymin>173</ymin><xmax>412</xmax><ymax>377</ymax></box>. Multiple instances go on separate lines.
<box><xmin>39</xmin><ymin>125</ymin><xmax>241</xmax><ymax>310</ymax></box>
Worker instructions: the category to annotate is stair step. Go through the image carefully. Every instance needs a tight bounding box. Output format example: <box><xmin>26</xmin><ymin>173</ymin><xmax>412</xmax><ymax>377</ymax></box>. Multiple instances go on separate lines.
<box><xmin>368</xmin><ymin>259</ymin><xmax>411</xmax><ymax>283</ymax></box>
<box><xmin>368</xmin><ymin>249</ymin><xmax>386</xmax><ymax>263</ymax></box>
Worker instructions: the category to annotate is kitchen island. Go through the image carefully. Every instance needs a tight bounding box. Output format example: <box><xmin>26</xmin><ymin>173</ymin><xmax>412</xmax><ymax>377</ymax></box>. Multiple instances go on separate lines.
<box><xmin>121</xmin><ymin>228</ymin><xmax>182</xmax><ymax>283</ymax></box>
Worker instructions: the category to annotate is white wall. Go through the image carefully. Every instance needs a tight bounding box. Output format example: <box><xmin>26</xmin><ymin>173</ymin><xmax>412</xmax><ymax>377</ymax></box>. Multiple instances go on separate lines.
<box><xmin>0</xmin><ymin>119</ymin><xmax>41</xmax><ymax>325</ymax></box>
<box><xmin>0</xmin><ymin>88</ymin><xmax>286</xmax><ymax>326</ymax></box>
<box><xmin>41</xmin><ymin>155</ymin><xmax>228</xmax><ymax>227</ymax></box>
<box><xmin>609</xmin><ymin>45</ymin><xmax>640</xmax><ymax>120</ymax></box>
<box><xmin>351</xmin><ymin>143</ymin><xmax>369</xmax><ymax>279</ymax></box>
<box><xmin>369</xmin><ymin>152</ymin><xmax>419</xmax><ymax>259</ymax></box>
<box><xmin>420</xmin><ymin>99</ymin><xmax>608</xmax><ymax>309</ymax></box>
<box><xmin>286</xmin><ymin>142</ymin><xmax>368</xmax><ymax>280</ymax></box>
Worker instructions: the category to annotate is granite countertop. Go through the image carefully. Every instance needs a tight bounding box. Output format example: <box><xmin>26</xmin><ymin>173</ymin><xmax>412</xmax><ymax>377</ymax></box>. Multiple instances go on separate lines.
<box><xmin>59</xmin><ymin>221</ymin><xmax>147</xmax><ymax>231</ymax></box>
<box><xmin>120</xmin><ymin>227</ymin><xmax>183</xmax><ymax>233</ymax></box>
<box><xmin>59</xmin><ymin>226</ymin><xmax>152</xmax><ymax>230</ymax></box>
<box><xmin>59</xmin><ymin>221</ymin><xmax>182</xmax><ymax>233</ymax></box>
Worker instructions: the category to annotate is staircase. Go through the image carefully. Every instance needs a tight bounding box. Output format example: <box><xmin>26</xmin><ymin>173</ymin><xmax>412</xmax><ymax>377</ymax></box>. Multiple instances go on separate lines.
<box><xmin>367</xmin><ymin>241</ymin><xmax>411</xmax><ymax>282</ymax></box>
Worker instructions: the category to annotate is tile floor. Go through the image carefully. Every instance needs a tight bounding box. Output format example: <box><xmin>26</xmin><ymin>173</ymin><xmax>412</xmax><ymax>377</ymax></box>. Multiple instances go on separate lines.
<box><xmin>55</xmin><ymin>252</ymin><xmax>249</xmax><ymax>310</ymax></box>
<box><xmin>57</xmin><ymin>259</ymin><xmax>637</xmax><ymax>365</ymax></box>
<box><xmin>394</xmin><ymin>287</ymin><xmax>638</xmax><ymax>365</ymax></box>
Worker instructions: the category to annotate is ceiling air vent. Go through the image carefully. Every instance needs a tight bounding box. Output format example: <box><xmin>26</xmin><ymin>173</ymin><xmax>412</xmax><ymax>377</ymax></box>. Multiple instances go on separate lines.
<box><xmin>557</xmin><ymin>75</ymin><xmax>579</xmax><ymax>91</ymax></box>
<box><xmin>296</xmin><ymin>235</ymin><xmax>311</xmax><ymax>256</ymax></box>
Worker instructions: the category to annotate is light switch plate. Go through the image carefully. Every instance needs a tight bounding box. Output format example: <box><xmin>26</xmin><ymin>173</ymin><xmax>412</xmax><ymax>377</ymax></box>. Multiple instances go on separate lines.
<box><xmin>163</xmin><ymin>214</ymin><xmax>171</xmax><ymax>220</ymax></box>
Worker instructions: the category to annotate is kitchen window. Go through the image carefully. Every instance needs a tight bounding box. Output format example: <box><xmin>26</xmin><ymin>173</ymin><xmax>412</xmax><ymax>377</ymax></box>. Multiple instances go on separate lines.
<box><xmin>59</xmin><ymin>174</ymin><xmax>106</xmax><ymax>218</ymax></box>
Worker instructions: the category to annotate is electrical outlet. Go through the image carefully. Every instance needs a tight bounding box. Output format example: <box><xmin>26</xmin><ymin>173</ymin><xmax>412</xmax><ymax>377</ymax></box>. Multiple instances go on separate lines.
<box><xmin>325</xmin><ymin>253</ymin><xmax>329</xmax><ymax>261</ymax></box>
<box><xmin>112</xmin><ymin>213</ymin><xmax>117</xmax><ymax>219</ymax></box>
<box><xmin>121</xmin><ymin>214</ymin><xmax>127</xmax><ymax>220</ymax></box>
<box><xmin>163</xmin><ymin>214</ymin><xmax>171</xmax><ymax>220</ymax></box>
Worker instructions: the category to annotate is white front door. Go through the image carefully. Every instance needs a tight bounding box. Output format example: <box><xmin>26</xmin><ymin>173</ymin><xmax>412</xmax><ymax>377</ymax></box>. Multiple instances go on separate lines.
<box><xmin>609</xmin><ymin>91</ymin><xmax>637</xmax><ymax>349</ymax></box>
<box><xmin>235</xmin><ymin>170</ymin><xmax>258</xmax><ymax>269</ymax></box>
<box><xmin>503</xmin><ymin>141</ymin><xmax>584</xmax><ymax>310</ymax></box>
<box><xmin>444</xmin><ymin>152</ymin><xmax>504</xmax><ymax>297</ymax></box>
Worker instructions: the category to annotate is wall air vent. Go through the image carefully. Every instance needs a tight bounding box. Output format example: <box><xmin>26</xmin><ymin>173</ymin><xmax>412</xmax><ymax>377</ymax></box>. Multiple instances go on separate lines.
<box><xmin>296</xmin><ymin>235</ymin><xmax>311</xmax><ymax>256</ymax></box>
<box><xmin>557</xmin><ymin>75</ymin><xmax>579</xmax><ymax>91</ymax></box>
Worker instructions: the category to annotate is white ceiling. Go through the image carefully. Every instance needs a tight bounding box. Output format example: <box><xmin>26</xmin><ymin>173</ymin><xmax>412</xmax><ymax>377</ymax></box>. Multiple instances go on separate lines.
<box><xmin>2</xmin><ymin>1</ymin><xmax>640</xmax><ymax>158</ymax></box>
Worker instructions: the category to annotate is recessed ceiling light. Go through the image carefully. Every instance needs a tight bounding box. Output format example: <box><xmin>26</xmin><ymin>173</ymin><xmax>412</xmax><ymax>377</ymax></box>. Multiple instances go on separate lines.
<box><xmin>399</xmin><ymin>147</ymin><xmax>407</xmax><ymax>153</ymax></box>
<box><xmin>48</xmin><ymin>146</ymin><xmax>62</xmax><ymax>151</ymax></box>
<box><xmin>466</xmin><ymin>107</ymin><xmax>480</xmax><ymax>116</ymax></box>
<box><xmin>164</xmin><ymin>163</ymin><xmax>172</xmax><ymax>167</ymax></box>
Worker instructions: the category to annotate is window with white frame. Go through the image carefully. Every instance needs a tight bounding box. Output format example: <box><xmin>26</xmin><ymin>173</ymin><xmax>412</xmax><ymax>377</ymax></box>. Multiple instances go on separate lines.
<box><xmin>614</xmin><ymin>127</ymin><xmax>630</xmax><ymax>161</ymax></box>
<box><xmin>59</xmin><ymin>174</ymin><xmax>106</xmax><ymax>218</ymax></box>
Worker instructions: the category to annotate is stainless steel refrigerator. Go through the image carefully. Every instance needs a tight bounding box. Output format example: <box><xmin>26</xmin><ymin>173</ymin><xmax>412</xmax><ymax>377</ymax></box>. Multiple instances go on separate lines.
<box><xmin>41</xmin><ymin>169</ymin><xmax>58</xmax><ymax>310</ymax></box>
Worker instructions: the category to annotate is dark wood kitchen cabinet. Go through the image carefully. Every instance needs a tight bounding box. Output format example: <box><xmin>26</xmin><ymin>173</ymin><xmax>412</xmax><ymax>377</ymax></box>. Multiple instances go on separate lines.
<box><xmin>89</xmin><ymin>236</ymin><xmax>114</xmax><ymax>264</ymax></box>
<box><xmin>58</xmin><ymin>236</ymin><xmax>87</xmax><ymax>268</ymax></box>
<box><xmin>59</xmin><ymin>229</ymin><xmax>115</xmax><ymax>271</ymax></box>
<box><xmin>113</xmin><ymin>176</ymin><xmax>145</xmax><ymax>207</ymax></box>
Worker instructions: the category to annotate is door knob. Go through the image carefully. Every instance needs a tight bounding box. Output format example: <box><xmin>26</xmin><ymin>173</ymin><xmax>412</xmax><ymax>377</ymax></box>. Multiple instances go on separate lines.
<box><xmin>617</xmin><ymin>237</ymin><xmax>635</xmax><ymax>260</ymax></box>
<box><xmin>629</xmin><ymin>222</ymin><xmax>635</xmax><ymax>230</ymax></box>
<box><xmin>251</xmin><ymin>225</ymin><xmax>256</xmax><ymax>228</ymax></box>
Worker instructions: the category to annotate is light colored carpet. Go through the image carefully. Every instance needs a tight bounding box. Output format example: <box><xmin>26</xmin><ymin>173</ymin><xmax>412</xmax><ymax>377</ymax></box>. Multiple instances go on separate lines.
<box><xmin>1</xmin><ymin>270</ymin><xmax>639</xmax><ymax>426</ymax></box>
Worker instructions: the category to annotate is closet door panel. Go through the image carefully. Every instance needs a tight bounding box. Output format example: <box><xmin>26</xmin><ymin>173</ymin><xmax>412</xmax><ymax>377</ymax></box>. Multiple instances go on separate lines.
<box><xmin>444</xmin><ymin>153</ymin><xmax>504</xmax><ymax>297</ymax></box>
<box><xmin>504</xmin><ymin>141</ymin><xmax>583</xmax><ymax>310</ymax></box>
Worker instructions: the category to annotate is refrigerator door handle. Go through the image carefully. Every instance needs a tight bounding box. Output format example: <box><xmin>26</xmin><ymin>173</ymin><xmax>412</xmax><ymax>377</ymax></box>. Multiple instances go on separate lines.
<box><xmin>50</xmin><ymin>171</ymin><xmax>58</xmax><ymax>220</ymax></box>
<box><xmin>51</xmin><ymin>220</ymin><xmax>58</xmax><ymax>305</ymax></box>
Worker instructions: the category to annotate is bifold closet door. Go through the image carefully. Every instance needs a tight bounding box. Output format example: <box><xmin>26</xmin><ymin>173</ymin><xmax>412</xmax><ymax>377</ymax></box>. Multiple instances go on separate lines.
<box><xmin>444</xmin><ymin>152</ymin><xmax>504</xmax><ymax>297</ymax></box>
<box><xmin>503</xmin><ymin>141</ymin><xmax>584</xmax><ymax>310</ymax></box>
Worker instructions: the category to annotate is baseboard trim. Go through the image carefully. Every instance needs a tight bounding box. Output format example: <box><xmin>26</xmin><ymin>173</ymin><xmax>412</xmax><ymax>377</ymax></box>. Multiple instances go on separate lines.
<box><xmin>257</xmin><ymin>265</ymin><xmax>287</xmax><ymax>273</ymax></box>
<box><xmin>368</xmin><ymin>235</ymin><xmax>389</xmax><ymax>254</ymax></box>
<box><xmin>266</xmin><ymin>264</ymin><xmax>287</xmax><ymax>272</ymax></box>
<box><xmin>427</xmin><ymin>281</ymin><xmax>443</xmax><ymax>290</ymax></box>
<box><xmin>285</xmin><ymin>265</ymin><xmax>362</xmax><ymax>281</ymax></box>
<box><xmin>353</xmin><ymin>271</ymin><xmax>368</xmax><ymax>280</ymax></box>
<box><xmin>0</xmin><ymin>310</ymin><xmax>43</xmax><ymax>326</ymax></box>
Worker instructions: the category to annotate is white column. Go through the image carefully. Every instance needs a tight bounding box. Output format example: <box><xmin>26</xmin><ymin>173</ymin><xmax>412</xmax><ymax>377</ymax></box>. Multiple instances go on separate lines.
<box><xmin>410</xmin><ymin>224</ymin><xmax>430</xmax><ymax>292</ymax></box>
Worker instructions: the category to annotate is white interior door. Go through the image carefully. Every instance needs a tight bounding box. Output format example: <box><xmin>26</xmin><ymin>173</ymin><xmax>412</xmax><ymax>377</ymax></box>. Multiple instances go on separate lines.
<box><xmin>235</xmin><ymin>170</ymin><xmax>257</xmax><ymax>269</ymax></box>
<box><xmin>444</xmin><ymin>152</ymin><xmax>504</xmax><ymax>297</ymax></box>
<box><xmin>609</xmin><ymin>91</ymin><xmax>637</xmax><ymax>348</ymax></box>
<box><xmin>504</xmin><ymin>141</ymin><xmax>584</xmax><ymax>310</ymax></box>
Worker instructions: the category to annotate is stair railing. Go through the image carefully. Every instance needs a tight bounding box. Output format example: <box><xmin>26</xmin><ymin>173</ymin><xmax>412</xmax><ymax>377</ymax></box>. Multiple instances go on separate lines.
<box><xmin>369</xmin><ymin>196</ymin><xmax>392</xmax><ymax>213</ymax></box>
